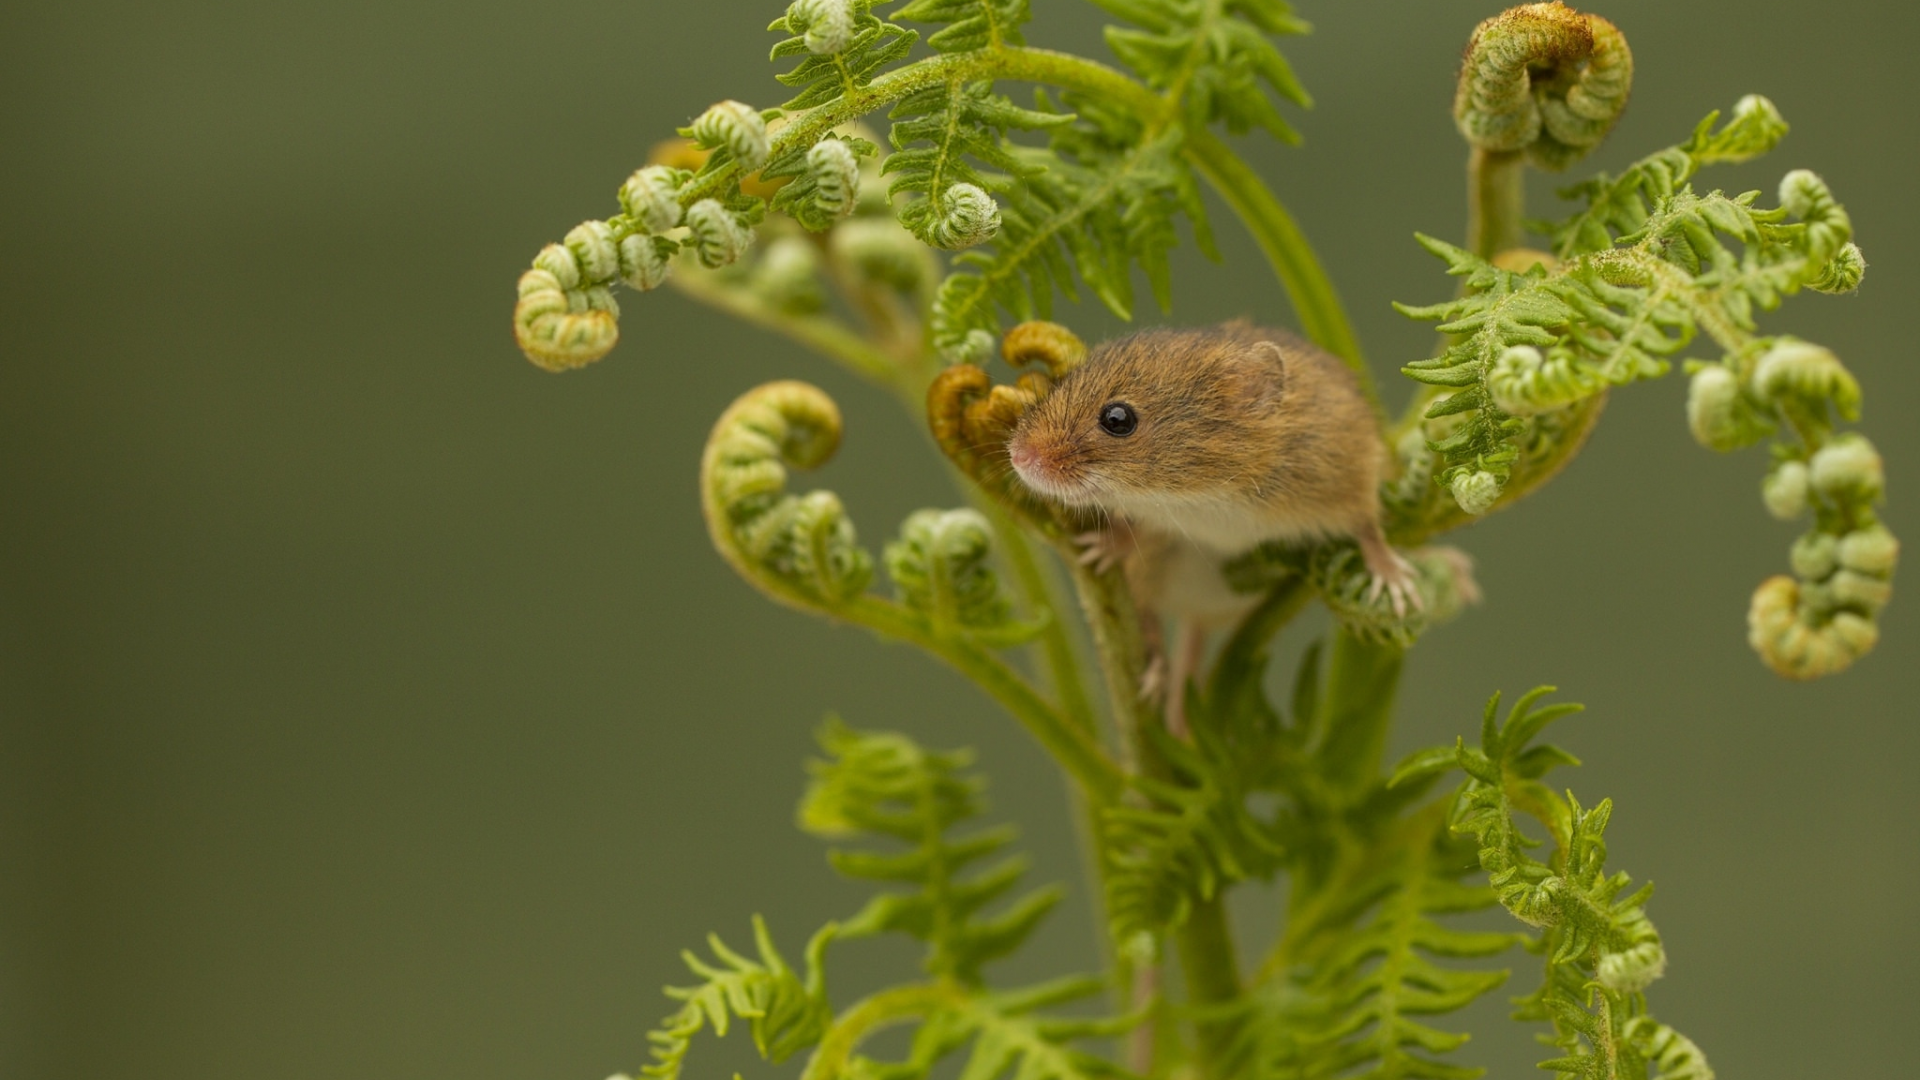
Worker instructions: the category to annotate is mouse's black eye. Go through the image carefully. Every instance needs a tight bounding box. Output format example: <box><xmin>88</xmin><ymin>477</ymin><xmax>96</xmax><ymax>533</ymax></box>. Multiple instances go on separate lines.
<box><xmin>1098</xmin><ymin>402</ymin><xmax>1137</xmax><ymax>437</ymax></box>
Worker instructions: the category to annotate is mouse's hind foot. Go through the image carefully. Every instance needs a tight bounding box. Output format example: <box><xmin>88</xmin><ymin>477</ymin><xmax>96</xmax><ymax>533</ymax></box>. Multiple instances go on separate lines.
<box><xmin>1356</xmin><ymin>524</ymin><xmax>1424</xmax><ymax>618</ymax></box>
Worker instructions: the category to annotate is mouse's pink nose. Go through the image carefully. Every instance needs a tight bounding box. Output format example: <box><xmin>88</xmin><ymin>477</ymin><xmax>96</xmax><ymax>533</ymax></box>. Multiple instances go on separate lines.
<box><xmin>1008</xmin><ymin>442</ymin><xmax>1039</xmax><ymax>473</ymax></box>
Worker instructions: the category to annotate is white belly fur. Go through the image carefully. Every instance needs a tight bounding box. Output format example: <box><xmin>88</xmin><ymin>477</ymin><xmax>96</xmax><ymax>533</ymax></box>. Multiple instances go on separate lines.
<box><xmin>1152</xmin><ymin>539</ymin><xmax>1262</xmax><ymax>624</ymax></box>
<box><xmin>1102</xmin><ymin>488</ymin><xmax>1347</xmax><ymax>554</ymax></box>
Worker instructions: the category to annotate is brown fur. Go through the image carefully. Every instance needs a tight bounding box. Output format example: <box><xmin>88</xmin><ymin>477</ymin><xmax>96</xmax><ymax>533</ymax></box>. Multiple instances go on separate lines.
<box><xmin>1007</xmin><ymin>324</ymin><xmax>1405</xmax><ymax>624</ymax></box>
<box><xmin>1010</xmin><ymin>325</ymin><xmax>1383</xmax><ymax>545</ymax></box>
<box><xmin>1008</xmin><ymin>323</ymin><xmax>1421</xmax><ymax>728</ymax></box>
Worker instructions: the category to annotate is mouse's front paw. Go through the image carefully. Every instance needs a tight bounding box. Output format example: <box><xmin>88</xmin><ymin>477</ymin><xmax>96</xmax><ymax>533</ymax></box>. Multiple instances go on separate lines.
<box><xmin>1074</xmin><ymin>526</ymin><xmax>1135</xmax><ymax>574</ymax></box>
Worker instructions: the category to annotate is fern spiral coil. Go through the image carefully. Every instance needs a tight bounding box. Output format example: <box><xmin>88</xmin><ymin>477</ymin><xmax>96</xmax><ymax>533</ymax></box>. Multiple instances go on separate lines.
<box><xmin>703</xmin><ymin>381</ymin><xmax>873</xmax><ymax>611</ymax></box>
<box><xmin>690</xmin><ymin>100</ymin><xmax>773</xmax><ymax>172</ymax></box>
<box><xmin>1455</xmin><ymin>2</ymin><xmax>1632</xmax><ymax>170</ymax></box>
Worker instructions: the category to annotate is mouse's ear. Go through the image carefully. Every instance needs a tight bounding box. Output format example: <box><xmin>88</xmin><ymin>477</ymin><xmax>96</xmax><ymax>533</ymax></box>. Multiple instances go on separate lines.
<box><xmin>1225</xmin><ymin>340</ymin><xmax>1288</xmax><ymax>409</ymax></box>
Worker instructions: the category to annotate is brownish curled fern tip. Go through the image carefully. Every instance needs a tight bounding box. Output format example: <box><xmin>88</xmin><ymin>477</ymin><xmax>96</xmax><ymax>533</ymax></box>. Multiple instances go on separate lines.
<box><xmin>1456</xmin><ymin>2</ymin><xmax>1633</xmax><ymax>170</ymax></box>
<box><xmin>1001</xmin><ymin>320</ymin><xmax>1089</xmax><ymax>379</ymax></box>
<box><xmin>927</xmin><ymin>322</ymin><xmax>1099</xmax><ymax>534</ymax></box>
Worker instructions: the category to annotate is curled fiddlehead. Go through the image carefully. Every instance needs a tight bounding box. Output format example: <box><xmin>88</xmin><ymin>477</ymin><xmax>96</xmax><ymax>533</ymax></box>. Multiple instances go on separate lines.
<box><xmin>927</xmin><ymin>358</ymin><xmax>1062</xmax><ymax>534</ymax></box>
<box><xmin>703</xmin><ymin>381</ymin><xmax>875</xmax><ymax>612</ymax></box>
<box><xmin>884</xmin><ymin>509</ymin><xmax>1045</xmax><ymax>647</ymax></box>
<box><xmin>1455</xmin><ymin>2</ymin><xmax>1632</xmax><ymax>171</ymax></box>
<box><xmin>511</xmin><ymin>113</ymin><xmax>769</xmax><ymax>370</ymax></box>
<box><xmin>925</xmin><ymin>322</ymin><xmax>1090</xmax><ymax>525</ymax></box>
<box><xmin>701</xmin><ymin>378</ymin><xmax>1050</xmax><ymax>649</ymax></box>
<box><xmin>513</xmin><ymin>259</ymin><xmax>619</xmax><ymax>373</ymax></box>
<box><xmin>1745</xmin><ymin>432</ymin><xmax>1894</xmax><ymax>679</ymax></box>
<box><xmin>688</xmin><ymin>100</ymin><xmax>774</xmax><ymax>174</ymax></box>
<box><xmin>767</xmin><ymin>136</ymin><xmax>870</xmax><ymax>229</ymax></box>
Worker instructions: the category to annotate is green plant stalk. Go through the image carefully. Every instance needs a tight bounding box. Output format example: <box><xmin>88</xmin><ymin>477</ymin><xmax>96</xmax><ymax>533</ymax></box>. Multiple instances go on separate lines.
<box><xmin>1315</xmin><ymin>630</ymin><xmax>1407</xmax><ymax>797</ymax></box>
<box><xmin>669</xmin><ymin>269</ymin><xmax>914</xmax><ymax>393</ymax></box>
<box><xmin>1209</xmin><ymin>576</ymin><xmax>1313</xmax><ymax>690</ymax></box>
<box><xmin>1166</xmin><ymin>579</ymin><xmax>1310</xmax><ymax>1073</ymax></box>
<box><xmin>971</xmin><ymin>499</ymin><xmax>1132</xmax><ymax>1009</ymax></box>
<box><xmin>1059</xmin><ymin>557</ymin><xmax>1156</xmax><ymax>774</ymax></box>
<box><xmin>1052</xmin><ymin>550</ymin><xmax>1171</xmax><ymax>1041</ymax></box>
<box><xmin>1175</xmin><ymin>894</ymin><xmax>1245</xmax><ymax>1073</ymax></box>
<box><xmin>1467</xmin><ymin>146</ymin><xmax>1527</xmax><ymax>259</ymax></box>
<box><xmin>1183</xmin><ymin>131</ymin><xmax>1373</xmax><ymax>402</ymax></box>
<box><xmin>841</xmin><ymin>595</ymin><xmax>1126</xmax><ymax>803</ymax></box>
<box><xmin>1056</xmin><ymin>552</ymin><xmax>1262</xmax><ymax>1075</ymax></box>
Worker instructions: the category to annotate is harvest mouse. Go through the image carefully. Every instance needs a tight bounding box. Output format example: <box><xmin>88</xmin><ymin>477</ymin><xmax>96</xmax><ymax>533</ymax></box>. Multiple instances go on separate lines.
<box><xmin>1005</xmin><ymin>324</ymin><xmax>1421</xmax><ymax>720</ymax></box>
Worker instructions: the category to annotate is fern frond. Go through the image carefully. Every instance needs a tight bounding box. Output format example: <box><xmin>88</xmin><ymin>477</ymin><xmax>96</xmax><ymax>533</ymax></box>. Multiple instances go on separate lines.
<box><xmin>1091</xmin><ymin>0</ymin><xmax>1312</xmax><ymax>140</ymax></box>
<box><xmin>883</xmin><ymin>508</ymin><xmax>1045</xmax><ymax>647</ymax></box>
<box><xmin>1103</xmin><ymin>721</ymin><xmax>1284</xmax><ymax>954</ymax></box>
<box><xmin>800</xmin><ymin>719</ymin><xmax>1062</xmax><ymax>984</ymax></box>
<box><xmin>641</xmin><ymin>916</ymin><xmax>836</xmax><ymax>1080</ymax></box>
<box><xmin>930</xmin><ymin>92</ymin><xmax>1210</xmax><ymax>360</ymax></box>
<box><xmin>883</xmin><ymin>78</ymin><xmax>1068</xmax><ymax>255</ymax></box>
<box><xmin>892</xmin><ymin>0</ymin><xmax>1031</xmax><ymax>53</ymax></box>
<box><xmin>1244</xmin><ymin>803</ymin><xmax>1516</xmax><ymax>1080</ymax></box>
<box><xmin>1393</xmin><ymin>689</ymin><xmax>1713</xmax><ymax>1080</ymax></box>
<box><xmin>1543</xmin><ymin>94</ymin><xmax>1788</xmax><ymax>260</ymax></box>
<box><xmin>1397</xmin><ymin>99</ymin><xmax>1835</xmax><ymax>511</ymax></box>
<box><xmin>771</xmin><ymin>1</ymin><xmax>919</xmax><ymax>111</ymax></box>
<box><xmin>1395</xmin><ymin>102</ymin><xmax>1892</xmax><ymax>676</ymax></box>
<box><xmin>955</xmin><ymin>979</ymin><xmax>1137</xmax><ymax>1080</ymax></box>
<box><xmin>841</xmin><ymin>976</ymin><xmax>1137</xmax><ymax>1080</ymax></box>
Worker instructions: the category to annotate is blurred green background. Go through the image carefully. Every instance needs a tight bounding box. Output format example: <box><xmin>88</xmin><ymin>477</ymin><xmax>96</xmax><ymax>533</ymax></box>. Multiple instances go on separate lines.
<box><xmin>3</xmin><ymin>1</ymin><xmax>1915</xmax><ymax>1077</ymax></box>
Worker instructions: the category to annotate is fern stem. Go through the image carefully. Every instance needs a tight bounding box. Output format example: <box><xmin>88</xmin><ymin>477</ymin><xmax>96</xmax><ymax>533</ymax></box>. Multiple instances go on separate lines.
<box><xmin>1467</xmin><ymin>147</ymin><xmax>1527</xmax><ymax>259</ymax></box>
<box><xmin>1314</xmin><ymin>630</ymin><xmax>1406</xmax><ymax>797</ymax></box>
<box><xmin>974</xmin><ymin>500</ymin><xmax>1127</xmax><ymax>993</ymax></box>
<box><xmin>1174</xmin><ymin>895</ymin><xmax>1244</xmax><ymax>1073</ymax></box>
<box><xmin>1061</xmin><ymin>558</ymin><xmax>1156</xmax><ymax>776</ymax></box>
<box><xmin>799</xmin><ymin>981</ymin><xmax>958</xmax><ymax>1080</ymax></box>
<box><xmin>1183</xmin><ymin>131</ymin><xmax>1372</xmax><ymax>399</ymax></box>
<box><xmin>1209</xmin><ymin>576</ymin><xmax>1312</xmax><ymax>692</ymax></box>
<box><xmin>842</xmin><ymin>596</ymin><xmax>1127</xmax><ymax>802</ymax></box>
<box><xmin>668</xmin><ymin>270</ymin><xmax>913</xmax><ymax>392</ymax></box>
<box><xmin>980</xmin><ymin>504</ymin><xmax>1101</xmax><ymax>738</ymax></box>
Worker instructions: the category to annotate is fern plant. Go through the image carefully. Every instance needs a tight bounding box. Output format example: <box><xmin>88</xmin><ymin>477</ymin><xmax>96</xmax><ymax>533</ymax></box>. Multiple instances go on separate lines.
<box><xmin>506</xmin><ymin>2</ymin><xmax>1894</xmax><ymax>1078</ymax></box>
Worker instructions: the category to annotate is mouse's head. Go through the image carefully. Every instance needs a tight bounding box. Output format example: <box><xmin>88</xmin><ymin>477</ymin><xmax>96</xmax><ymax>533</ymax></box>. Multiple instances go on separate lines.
<box><xmin>1006</xmin><ymin>326</ymin><xmax>1287</xmax><ymax>508</ymax></box>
